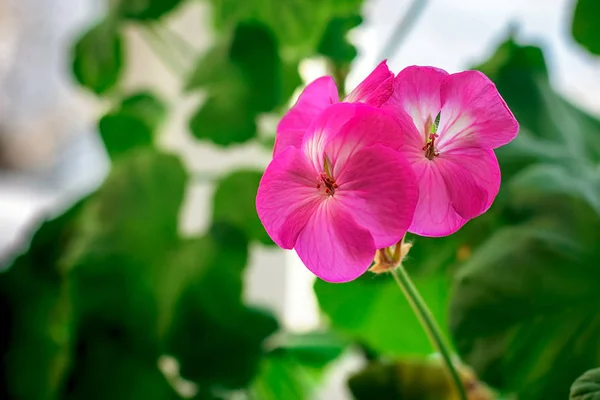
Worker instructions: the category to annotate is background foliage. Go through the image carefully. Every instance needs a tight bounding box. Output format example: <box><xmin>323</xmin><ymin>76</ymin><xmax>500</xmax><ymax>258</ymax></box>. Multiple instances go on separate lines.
<box><xmin>2</xmin><ymin>0</ymin><xmax>600</xmax><ymax>399</ymax></box>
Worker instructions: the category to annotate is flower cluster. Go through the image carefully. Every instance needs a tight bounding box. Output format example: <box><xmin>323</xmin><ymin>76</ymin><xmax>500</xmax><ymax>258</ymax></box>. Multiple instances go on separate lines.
<box><xmin>256</xmin><ymin>61</ymin><xmax>519</xmax><ymax>283</ymax></box>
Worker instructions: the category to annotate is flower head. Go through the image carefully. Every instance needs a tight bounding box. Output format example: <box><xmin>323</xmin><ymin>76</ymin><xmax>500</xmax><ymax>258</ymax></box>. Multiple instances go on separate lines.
<box><xmin>257</xmin><ymin>102</ymin><xmax>418</xmax><ymax>282</ymax></box>
<box><xmin>383</xmin><ymin>66</ymin><xmax>519</xmax><ymax>236</ymax></box>
<box><xmin>273</xmin><ymin>61</ymin><xmax>394</xmax><ymax>156</ymax></box>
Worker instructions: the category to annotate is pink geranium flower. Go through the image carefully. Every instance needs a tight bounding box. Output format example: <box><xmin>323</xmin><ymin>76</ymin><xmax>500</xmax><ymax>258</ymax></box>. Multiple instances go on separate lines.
<box><xmin>383</xmin><ymin>66</ymin><xmax>519</xmax><ymax>236</ymax></box>
<box><xmin>256</xmin><ymin>103</ymin><xmax>418</xmax><ymax>282</ymax></box>
<box><xmin>273</xmin><ymin>61</ymin><xmax>394</xmax><ymax>156</ymax></box>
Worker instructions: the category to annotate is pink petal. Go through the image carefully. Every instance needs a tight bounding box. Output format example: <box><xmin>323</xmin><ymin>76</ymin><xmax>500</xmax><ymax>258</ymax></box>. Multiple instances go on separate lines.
<box><xmin>408</xmin><ymin>159</ymin><xmax>467</xmax><ymax>237</ymax></box>
<box><xmin>345</xmin><ymin>60</ymin><xmax>394</xmax><ymax>107</ymax></box>
<box><xmin>385</xmin><ymin>66</ymin><xmax>449</xmax><ymax>140</ymax></box>
<box><xmin>295</xmin><ymin>201</ymin><xmax>375</xmax><ymax>283</ymax></box>
<box><xmin>256</xmin><ymin>146</ymin><xmax>322</xmax><ymax>248</ymax></box>
<box><xmin>439</xmin><ymin>146</ymin><xmax>501</xmax><ymax>216</ymax></box>
<box><xmin>336</xmin><ymin>145</ymin><xmax>418</xmax><ymax>248</ymax></box>
<box><xmin>274</xmin><ymin>76</ymin><xmax>339</xmax><ymax>156</ymax></box>
<box><xmin>408</xmin><ymin>147</ymin><xmax>501</xmax><ymax>237</ymax></box>
<box><xmin>436</xmin><ymin>70</ymin><xmax>519</xmax><ymax>151</ymax></box>
<box><xmin>321</xmin><ymin>104</ymin><xmax>407</xmax><ymax>178</ymax></box>
<box><xmin>302</xmin><ymin>102</ymin><xmax>360</xmax><ymax>172</ymax></box>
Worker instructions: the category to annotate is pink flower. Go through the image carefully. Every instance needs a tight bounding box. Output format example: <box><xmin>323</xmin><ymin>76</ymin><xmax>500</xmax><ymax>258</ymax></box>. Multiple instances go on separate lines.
<box><xmin>383</xmin><ymin>66</ymin><xmax>519</xmax><ymax>236</ymax></box>
<box><xmin>273</xmin><ymin>61</ymin><xmax>394</xmax><ymax>156</ymax></box>
<box><xmin>256</xmin><ymin>102</ymin><xmax>418</xmax><ymax>283</ymax></box>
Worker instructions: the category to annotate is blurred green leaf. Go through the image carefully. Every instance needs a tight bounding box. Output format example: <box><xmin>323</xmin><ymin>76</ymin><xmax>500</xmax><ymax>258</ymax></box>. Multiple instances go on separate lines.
<box><xmin>348</xmin><ymin>358</ymin><xmax>492</xmax><ymax>400</ymax></box>
<box><xmin>62</xmin><ymin>149</ymin><xmax>186</xmax><ymax>397</ymax></box>
<box><xmin>449</xmin><ymin>226</ymin><xmax>600</xmax><ymax>400</ymax></box>
<box><xmin>189</xmin><ymin>94</ymin><xmax>257</xmax><ymax>145</ymax></box>
<box><xmin>317</xmin><ymin>15</ymin><xmax>363</xmax><ymax>64</ymax></box>
<box><xmin>571</xmin><ymin>0</ymin><xmax>600</xmax><ymax>55</ymax></box>
<box><xmin>208</xmin><ymin>0</ymin><xmax>364</xmax><ymax>58</ymax></box>
<box><xmin>165</xmin><ymin>225</ymin><xmax>278</xmax><ymax>389</ymax></box>
<box><xmin>570</xmin><ymin>367</ymin><xmax>600</xmax><ymax>400</ymax></box>
<box><xmin>249</xmin><ymin>331</ymin><xmax>345</xmax><ymax>400</ymax></box>
<box><xmin>0</xmin><ymin>202</ymin><xmax>85</xmax><ymax>400</ymax></box>
<box><xmin>99</xmin><ymin>114</ymin><xmax>153</xmax><ymax>158</ymax></box>
<box><xmin>62</xmin><ymin>330</ymin><xmax>180</xmax><ymax>400</ymax></box>
<box><xmin>230</xmin><ymin>22</ymin><xmax>282</xmax><ymax>114</ymax></box>
<box><xmin>117</xmin><ymin>0</ymin><xmax>185</xmax><ymax>21</ymax></box>
<box><xmin>270</xmin><ymin>331</ymin><xmax>346</xmax><ymax>369</ymax></box>
<box><xmin>187</xmin><ymin>22</ymin><xmax>290</xmax><ymax>145</ymax></box>
<box><xmin>248</xmin><ymin>354</ymin><xmax>311</xmax><ymax>400</ymax></box>
<box><xmin>120</xmin><ymin>91</ymin><xmax>167</xmax><ymax>132</ymax></box>
<box><xmin>314</xmin><ymin>271</ymin><xmax>449</xmax><ymax>357</ymax></box>
<box><xmin>212</xmin><ymin>170</ymin><xmax>273</xmax><ymax>245</ymax></box>
<box><xmin>72</xmin><ymin>19</ymin><xmax>123</xmax><ymax>94</ymax></box>
<box><xmin>99</xmin><ymin>92</ymin><xmax>166</xmax><ymax>158</ymax></box>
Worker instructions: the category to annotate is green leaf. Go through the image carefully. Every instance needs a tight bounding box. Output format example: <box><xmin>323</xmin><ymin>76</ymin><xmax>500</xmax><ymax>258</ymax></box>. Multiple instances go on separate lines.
<box><xmin>117</xmin><ymin>0</ymin><xmax>185</xmax><ymax>21</ymax></box>
<box><xmin>0</xmin><ymin>203</ymin><xmax>84</xmax><ymax>400</ymax></box>
<box><xmin>249</xmin><ymin>331</ymin><xmax>346</xmax><ymax>400</ymax></box>
<box><xmin>269</xmin><ymin>331</ymin><xmax>346</xmax><ymax>369</ymax></box>
<box><xmin>449</xmin><ymin>226</ymin><xmax>600</xmax><ymax>400</ymax></box>
<box><xmin>572</xmin><ymin>0</ymin><xmax>600</xmax><ymax>55</ymax></box>
<box><xmin>317</xmin><ymin>15</ymin><xmax>363</xmax><ymax>64</ymax></box>
<box><xmin>99</xmin><ymin>113</ymin><xmax>153</xmax><ymax>158</ymax></box>
<box><xmin>348</xmin><ymin>358</ymin><xmax>492</xmax><ymax>400</ymax></box>
<box><xmin>212</xmin><ymin>170</ymin><xmax>272</xmax><ymax>245</ymax></box>
<box><xmin>208</xmin><ymin>0</ymin><xmax>364</xmax><ymax>59</ymax></box>
<box><xmin>72</xmin><ymin>19</ymin><xmax>123</xmax><ymax>94</ymax></box>
<box><xmin>509</xmin><ymin>163</ymin><xmax>600</xmax><ymax>217</ymax></box>
<box><xmin>189</xmin><ymin>94</ymin><xmax>257</xmax><ymax>145</ymax></box>
<box><xmin>120</xmin><ymin>91</ymin><xmax>167</xmax><ymax>132</ymax></box>
<box><xmin>571</xmin><ymin>367</ymin><xmax>600</xmax><ymax>400</ymax></box>
<box><xmin>0</xmin><ymin>201</ymin><xmax>90</xmax><ymax>399</ymax></box>
<box><xmin>99</xmin><ymin>92</ymin><xmax>166</xmax><ymax>158</ymax></box>
<box><xmin>229</xmin><ymin>22</ymin><xmax>282</xmax><ymax>114</ymax></box>
<box><xmin>187</xmin><ymin>22</ymin><xmax>288</xmax><ymax>145</ymax></box>
<box><xmin>62</xmin><ymin>149</ymin><xmax>187</xmax><ymax>397</ymax></box>
<box><xmin>314</xmin><ymin>271</ymin><xmax>449</xmax><ymax>357</ymax></box>
<box><xmin>165</xmin><ymin>225</ymin><xmax>279</xmax><ymax>389</ymax></box>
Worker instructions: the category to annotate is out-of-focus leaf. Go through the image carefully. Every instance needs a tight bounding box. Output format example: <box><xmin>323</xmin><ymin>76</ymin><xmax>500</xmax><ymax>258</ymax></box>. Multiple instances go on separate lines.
<box><xmin>62</xmin><ymin>330</ymin><xmax>180</xmax><ymax>400</ymax></box>
<box><xmin>212</xmin><ymin>170</ymin><xmax>272</xmax><ymax>245</ymax></box>
<box><xmin>187</xmin><ymin>22</ymin><xmax>288</xmax><ymax>145</ymax></box>
<box><xmin>314</xmin><ymin>271</ymin><xmax>449</xmax><ymax>356</ymax></box>
<box><xmin>99</xmin><ymin>92</ymin><xmax>166</xmax><ymax>157</ymax></box>
<box><xmin>570</xmin><ymin>367</ymin><xmax>600</xmax><ymax>400</ymax></box>
<box><xmin>117</xmin><ymin>0</ymin><xmax>185</xmax><ymax>21</ymax></box>
<box><xmin>165</xmin><ymin>224</ymin><xmax>279</xmax><ymax>389</ymax></box>
<box><xmin>248</xmin><ymin>354</ymin><xmax>310</xmax><ymax>400</ymax></box>
<box><xmin>189</xmin><ymin>94</ymin><xmax>257</xmax><ymax>145</ymax></box>
<box><xmin>0</xmin><ymin>202</ymin><xmax>84</xmax><ymax>400</ymax></box>
<box><xmin>208</xmin><ymin>0</ymin><xmax>364</xmax><ymax>58</ymax></box>
<box><xmin>348</xmin><ymin>358</ymin><xmax>495</xmax><ymax>400</ymax></box>
<box><xmin>62</xmin><ymin>149</ymin><xmax>186</xmax><ymax>397</ymax></box>
<box><xmin>230</xmin><ymin>22</ymin><xmax>282</xmax><ymax>113</ymax></box>
<box><xmin>571</xmin><ymin>0</ymin><xmax>600</xmax><ymax>56</ymax></box>
<box><xmin>72</xmin><ymin>19</ymin><xmax>123</xmax><ymax>94</ymax></box>
<box><xmin>120</xmin><ymin>91</ymin><xmax>167</xmax><ymax>132</ymax></box>
<box><xmin>99</xmin><ymin>114</ymin><xmax>153</xmax><ymax>158</ymax></box>
<box><xmin>270</xmin><ymin>331</ymin><xmax>346</xmax><ymax>369</ymax></box>
<box><xmin>249</xmin><ymin>331</ymin><xmax>346</xmax><ymax>400</ymax></box>
<box><xmin>317</xmin><ymin>15</ymin><xmax>363</xmax><ymax>64</ymax></box>
<box><xmin>449</xmin><ymin>226</ymin><xmax>600</xmax><ymax>400</ymax></box>
<box><xmin>509</xmin><ymin>163</ymin><xmax>600</xmax><ymax>217</ymax></box>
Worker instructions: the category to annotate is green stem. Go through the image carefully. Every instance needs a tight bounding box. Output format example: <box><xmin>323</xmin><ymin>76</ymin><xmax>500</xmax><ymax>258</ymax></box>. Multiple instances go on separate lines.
<box><xmin>391</xmin><ymin>266</ymin><xmax>468</xmax><ymax>400</ymax></box>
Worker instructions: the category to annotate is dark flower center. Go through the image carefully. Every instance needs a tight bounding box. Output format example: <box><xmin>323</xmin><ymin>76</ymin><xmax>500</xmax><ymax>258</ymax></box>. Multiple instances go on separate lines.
<box><xmin>317</xmin><ymin>172</ymin><xmax>338</xmax><ymax>196</ymax></box>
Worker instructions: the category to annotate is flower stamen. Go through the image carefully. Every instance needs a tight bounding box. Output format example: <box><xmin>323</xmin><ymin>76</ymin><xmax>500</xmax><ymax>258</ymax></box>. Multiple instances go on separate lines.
<box><xmin>423</xmin><ymin>133</ymin><xmax>440</xmax><ymax>160</ymax></box>
<box><xmin>318</xmin><ymin>172</ymin><xmax>338</xmax><ymax>196</ymax></box>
